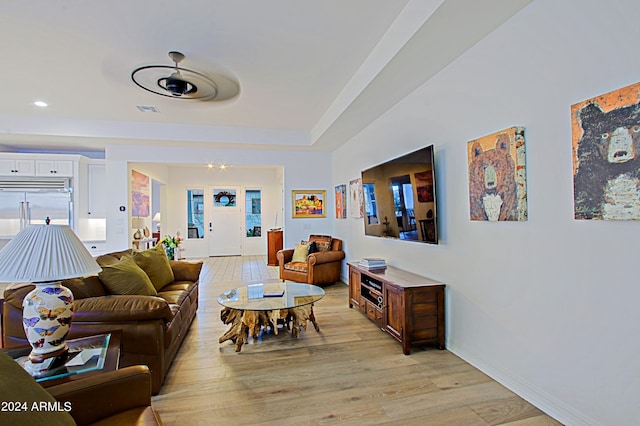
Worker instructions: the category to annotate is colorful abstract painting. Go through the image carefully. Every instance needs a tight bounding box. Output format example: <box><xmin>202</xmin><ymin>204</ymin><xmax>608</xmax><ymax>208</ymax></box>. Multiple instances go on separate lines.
<box><xmin>467</xmin><ymin>126</ymin><xmax>527</xmax><ymax>221</ymax></box>
<box><xmin>335</xmin><ymin>184</ymin><xmax>347</xmax><ymax>219</ymax></box>
<box><xmin>131</xmin><ymin>170</ymin><xmax>150</xmax><ymax>217</ymax></box>
<box><xmin>414</xmin><ymin>171</ymin><xmax>434</xmax><ymax>203</ymax></box>
<box><xmin>292</xmin><ymin>190</ymin><xmax>326</xmax><ymax>218</ymax></box>
<box><xmin>572</xmin><ymin>81</ymin><xmax>640</xmax><ymax>220</ymax></box>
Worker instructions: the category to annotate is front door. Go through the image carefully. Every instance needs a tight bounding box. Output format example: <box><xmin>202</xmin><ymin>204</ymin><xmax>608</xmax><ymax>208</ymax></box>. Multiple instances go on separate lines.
<box><xmin>207</xmin><ymin>186</ymin><xmax>242</xmax><ymax>256</ymax></box>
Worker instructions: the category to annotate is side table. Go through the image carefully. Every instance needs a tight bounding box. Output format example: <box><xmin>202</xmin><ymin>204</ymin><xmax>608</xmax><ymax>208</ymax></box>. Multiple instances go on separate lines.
<box><xmin>132</xmin><ymin>238</ymin><xmax>157</xmax><ymax>250</ymax></box>
<box><xmin>3</xmin><ymin>331</ymin><xmax>122</xmax><ymax>388</ymax></box>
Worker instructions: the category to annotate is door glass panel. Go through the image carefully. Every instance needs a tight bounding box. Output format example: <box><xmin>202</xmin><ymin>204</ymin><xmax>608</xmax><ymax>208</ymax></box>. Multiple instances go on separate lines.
<box><xmin>187</xmin><ymin>189</ymin><xmax>204</xmax><ymax>239</ymax></box>
<box><xmin>213</xmin><ymin>189</ymin><xmax>237</xmax><ymax>207</ymax></box>
<box><xmin>245</xmin><ymin>189</ymin><xmax>261</xmax><ymax>237</ymax></box>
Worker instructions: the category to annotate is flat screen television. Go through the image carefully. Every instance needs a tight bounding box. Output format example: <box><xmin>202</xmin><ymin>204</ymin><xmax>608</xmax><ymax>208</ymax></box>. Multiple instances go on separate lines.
<box><xmin>361</xmin><ymin>145</ymin><xmax>438</xmax><ymax>244</ymax></box>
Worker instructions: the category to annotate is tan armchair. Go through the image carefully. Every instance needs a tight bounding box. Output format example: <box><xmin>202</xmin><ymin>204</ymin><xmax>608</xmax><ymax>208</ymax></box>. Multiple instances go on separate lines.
<box><xmin>277</xmin><ymin>235</ymin><xmax>345</xmax><ymax>285</ymax></box>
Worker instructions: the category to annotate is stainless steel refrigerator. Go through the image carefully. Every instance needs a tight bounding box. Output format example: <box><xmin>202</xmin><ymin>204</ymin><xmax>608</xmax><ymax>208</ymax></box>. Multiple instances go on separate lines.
<box><xmin>0</xmin><ymin>187</ymin><xmax>72</xmax><ymax>248</ymax></box>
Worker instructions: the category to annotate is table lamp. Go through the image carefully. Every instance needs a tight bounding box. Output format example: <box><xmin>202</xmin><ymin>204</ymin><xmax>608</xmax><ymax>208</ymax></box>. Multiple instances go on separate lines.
<box><xmin>0</xmin><ymin>220</ymin><xmax>101</xmax><ymax>362</ymax></box>
<box><xmin>132</xmin><ymin>217</ymin><xmax>144</xmax><ymax>240</ymax></box>
<box><xmin>152</xmin><ymin>212</ymin><xmax>161</xmax><ymax>233</ymax></box>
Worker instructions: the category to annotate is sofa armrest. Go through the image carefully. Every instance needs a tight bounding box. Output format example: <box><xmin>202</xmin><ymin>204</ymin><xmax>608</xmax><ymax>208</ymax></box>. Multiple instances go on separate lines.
<box><xmin>169</xmin><ymin>260</ymin><xmax>203</xmax><ymax>282</ymax></box>
<box><xmin>47</xmin><ymin>365</ymin><xmax>153</xmax><ymax>426</ymax></box>
<box><xmin>74</xmin><ymin>295</ymin><xmax>173</xmax><ymax>322</ymax></box>
<box><xmin>308</xmin><ymin>250</ymin><xmax>345</xmax><ymax>265</ymax></box>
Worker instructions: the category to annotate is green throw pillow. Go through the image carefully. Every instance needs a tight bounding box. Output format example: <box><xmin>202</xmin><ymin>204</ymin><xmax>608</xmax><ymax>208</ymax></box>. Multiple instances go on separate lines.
<box><xmin>133</xmin><ymin>244</ymin><xmax>175</xmax><ymax>291</ymax></box>
<box><xmin>99</xmin><ymin>256</ymin><xmax>157</xmax><ymax>296</ymax></box>
<box><xmin>291</xmin><ymin>242</ymin><xmax>310</xmax><ymax>263</ymax></box>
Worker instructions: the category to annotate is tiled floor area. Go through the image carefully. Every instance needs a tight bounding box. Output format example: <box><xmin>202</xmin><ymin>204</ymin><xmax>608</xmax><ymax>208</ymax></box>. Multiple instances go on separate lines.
<box><xmin>200</xmin><ymin>255</ymin><xmax>280</xmax><ymax>283</ymax></box>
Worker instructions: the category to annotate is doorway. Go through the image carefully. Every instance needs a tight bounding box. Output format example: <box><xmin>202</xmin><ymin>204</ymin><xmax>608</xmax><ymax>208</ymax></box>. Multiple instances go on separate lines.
<box><xmin>207</xmin><ymin>186</ymin><xmax>242</xmax><ymax>256</ymax></box>
<box><xmin>390</xmin><ymin>175</ymin><xmax>416</xmax><ymax>240</ymax></box>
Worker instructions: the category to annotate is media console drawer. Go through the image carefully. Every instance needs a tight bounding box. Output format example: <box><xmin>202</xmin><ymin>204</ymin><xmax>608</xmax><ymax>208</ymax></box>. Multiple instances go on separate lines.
<box><xmin>348</xmin><ymin>262</ymin><xmax>445</xmax><ymax>354</ymax></box>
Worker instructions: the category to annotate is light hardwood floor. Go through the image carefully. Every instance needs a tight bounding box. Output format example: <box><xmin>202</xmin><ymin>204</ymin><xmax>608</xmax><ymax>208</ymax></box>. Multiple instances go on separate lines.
<box><xmin>152</xmin><ymin>256</ymin><xmax>561</xmax><ymax>425</ymax></box>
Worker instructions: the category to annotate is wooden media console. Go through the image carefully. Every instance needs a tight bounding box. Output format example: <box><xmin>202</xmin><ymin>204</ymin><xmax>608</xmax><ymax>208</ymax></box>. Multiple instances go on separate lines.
<box><xmin>348</xmin><ymin>262</ymin><xmax>446</xmax><ymax>354</ymax></box>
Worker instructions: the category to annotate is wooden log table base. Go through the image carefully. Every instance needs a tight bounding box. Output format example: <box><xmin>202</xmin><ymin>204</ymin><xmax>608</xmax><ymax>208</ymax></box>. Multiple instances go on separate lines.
<box><xmin>219</xmin><ymin>304</ymin><xmax>320</xmax><ymax>352</ymax></box>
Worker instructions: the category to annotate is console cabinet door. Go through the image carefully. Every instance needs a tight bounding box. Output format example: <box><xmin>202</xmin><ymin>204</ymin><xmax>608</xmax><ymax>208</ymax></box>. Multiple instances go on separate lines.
<box><xmin>384</xmin><ymin>284</ymin><xmax>404</xmax><ymax>342</ymax></box>
<box><xmin>348</xmin><ymin>267</ymin><xmax>361</xmax><ymax>309</ymax></box>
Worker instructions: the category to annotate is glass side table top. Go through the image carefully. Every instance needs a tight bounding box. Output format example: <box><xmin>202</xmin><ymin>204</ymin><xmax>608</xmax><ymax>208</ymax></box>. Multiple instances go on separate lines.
<box><xmin>6</xmin><ymin>332</ymin><xmax>121</xmax><ymax>385</ymax></box>
<box><xmin>217</xmin><ymin>282</ymin><xmax>325</xmax><ymax>311</ymax></box>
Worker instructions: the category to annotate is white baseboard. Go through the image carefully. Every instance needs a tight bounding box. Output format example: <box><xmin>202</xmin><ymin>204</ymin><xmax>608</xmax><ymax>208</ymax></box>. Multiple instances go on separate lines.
<box><xmin>446</xmin><ymin>337</ymin><xmax>596</xmax><ymax>426</ymax></box>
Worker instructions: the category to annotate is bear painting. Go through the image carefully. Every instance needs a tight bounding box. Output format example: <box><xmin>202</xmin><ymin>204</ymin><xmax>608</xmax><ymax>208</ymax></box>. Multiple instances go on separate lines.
<box><xmin>572</xmin><ymin>81</ymin><xmax>640</xmax><ymax>220</ymax></box>
<box><xmin>467</xmin><ymin>127</ymin><xmax>527</xmax><ymax>221</ymax></box>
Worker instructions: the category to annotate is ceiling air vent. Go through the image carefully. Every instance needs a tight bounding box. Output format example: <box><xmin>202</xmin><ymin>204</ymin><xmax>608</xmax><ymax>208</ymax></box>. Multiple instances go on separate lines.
<box><xmin>136</xmin><ymin>105</ymin><xmax>160</xmax><ymax>113</ymax></box>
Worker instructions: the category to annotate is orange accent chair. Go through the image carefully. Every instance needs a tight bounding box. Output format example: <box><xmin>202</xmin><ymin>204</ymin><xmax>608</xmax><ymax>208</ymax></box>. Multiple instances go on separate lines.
<box><xmin>276</xmin><ymin>235</ymin><xmax>344</xmax><ymax>285</ymax></box>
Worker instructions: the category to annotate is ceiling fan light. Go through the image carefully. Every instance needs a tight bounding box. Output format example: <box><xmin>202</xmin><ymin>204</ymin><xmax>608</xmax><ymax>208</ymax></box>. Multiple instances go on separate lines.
<box><xmin>158</xmin><ymin>75</ymin><xmax>197</xmax><ymax>97</ymax></box>
<box><xmin>165</xmin><ymin>75</ymin><xmax>188</xmax><ymax>96</ymax></box>
<box><xmin>132</xmin><ymin>51</ymin><xmax>234</xmax><ymax>101</ymax></box>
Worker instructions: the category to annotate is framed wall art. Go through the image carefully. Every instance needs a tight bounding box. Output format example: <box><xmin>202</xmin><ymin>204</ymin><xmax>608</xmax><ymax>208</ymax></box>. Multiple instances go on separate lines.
<box><xmin>349</xmin><ymin>178</ymin><xmax>364</xmax><ymax>218</ymax></box>
<box><xmin>131</xmin><ymin>170</ymin><xmax>150</xmax><ymax>217</ymax></box>
<box><xmin>292</xmin><ymin>190</ymin><xmax>326</xmax><ymax>218</ymax></box>
<box><xmin>335</xmin><ymin>184</ymin><xmax>347</xmax><ymax>219</ymax></box>
<box><xmin>467</xmin><ymin>126</ymin><xmax>527</xmax><ymax>221</ymax></box>
<box><xmin>572</xmin><ymin>81</ymin><xmax>640</xmax><ymax>220</ymax></box>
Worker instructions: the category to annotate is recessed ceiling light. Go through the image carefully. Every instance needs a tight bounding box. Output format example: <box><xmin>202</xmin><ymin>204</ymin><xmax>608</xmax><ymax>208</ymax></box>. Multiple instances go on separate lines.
<box><xmin>34</xmin><ymin>101</ymin><xmax>48</xmax><ymax>107</ymax></box>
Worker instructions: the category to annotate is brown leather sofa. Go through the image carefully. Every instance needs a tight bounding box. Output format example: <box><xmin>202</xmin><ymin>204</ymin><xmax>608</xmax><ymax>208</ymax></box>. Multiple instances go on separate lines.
<box><xmin>1</xmin><ymin>249</ymin><xmax>202</xmax><ymax>395</ymax></box>
<box><xmin>277</xmin><ymin>235</ymin><xmax>345</xmax><ymax>285</ymax></box>
<box><xmin>0</xmin><ymin>348</ymin><xmax>162</xmax><ymax>425</ymax></box>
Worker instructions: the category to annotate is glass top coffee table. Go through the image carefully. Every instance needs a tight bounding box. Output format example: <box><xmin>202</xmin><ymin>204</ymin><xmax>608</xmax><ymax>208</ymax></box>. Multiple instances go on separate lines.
<box><xmin>217</xmin><ymin>282</ymin><xmax>325</xmax><ymax>352</ymax></box>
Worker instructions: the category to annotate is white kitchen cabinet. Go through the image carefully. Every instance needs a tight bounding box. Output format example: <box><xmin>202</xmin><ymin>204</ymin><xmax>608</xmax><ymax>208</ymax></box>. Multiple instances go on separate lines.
<box><xmin>35</xmin><ymin>160</ymin><xmax>74</xmax><ymax>177</ymax></box>
<box><xmin>0</xmin><ymin>159</ymin><xmax>36</xmax><ymax>176</ymax></box>
<box><xmin>87</xmin><ymin>163</ymin><xmax>106</xmax><ymax>217</ymax></box>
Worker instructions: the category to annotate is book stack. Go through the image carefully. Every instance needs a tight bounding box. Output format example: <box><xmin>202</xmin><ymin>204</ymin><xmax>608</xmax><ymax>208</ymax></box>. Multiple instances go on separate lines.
<box><xmin>358</xmin><ymin>257</ymin><xmax>387</xmax><ymax>271</ymax></box>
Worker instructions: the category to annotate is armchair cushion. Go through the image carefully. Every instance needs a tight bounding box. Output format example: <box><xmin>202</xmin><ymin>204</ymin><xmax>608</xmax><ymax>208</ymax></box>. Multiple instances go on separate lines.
<box><xmin>284</xmin><ymin>261</ymin><xmax>308</xmax><ymax>272</ymax></box>
<box><xmin>309</xmin><ymin>235</ymin><xmax>332</xmax><ymax>251</ymax></box>
<box><xmin>291</xmin><ymin>242</ymin><xmax>310</xmax><ymax>263</ymax></box>
<box><xmin>307</xmin><ymin>241</ymin><xmax>317</xmax><ymax>254</ymax></box>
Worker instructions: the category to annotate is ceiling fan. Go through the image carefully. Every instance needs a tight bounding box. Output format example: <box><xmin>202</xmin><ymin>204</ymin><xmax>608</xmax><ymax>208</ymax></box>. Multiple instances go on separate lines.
<box><xmin>131</xmin><ymin>51</ymin><xmax>239</xmax><ymax>101</ymax></box>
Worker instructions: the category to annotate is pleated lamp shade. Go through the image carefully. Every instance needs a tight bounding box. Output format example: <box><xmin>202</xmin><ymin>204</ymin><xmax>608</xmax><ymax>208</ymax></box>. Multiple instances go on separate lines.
<box><xmin>0</xmin><ymin>224</ymin><xmax>101</xmax><ymax>283</ymax></box>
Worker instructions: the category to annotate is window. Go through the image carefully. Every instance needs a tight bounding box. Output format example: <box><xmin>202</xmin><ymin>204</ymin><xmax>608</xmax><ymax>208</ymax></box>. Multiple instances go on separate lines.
<box><xmin>363</xmin><ymin>183</ymin><xmax>378</xmax><ymax>224</ymax></box>
<box><xmin>186</xmin><ymin>189</ymin><xmax>204</xmax><ymax>239</ymax></box>
<box><xmin>245</xmin><ymin>189</ymin><xmax>261</xmax><ymax>237</ymax></box>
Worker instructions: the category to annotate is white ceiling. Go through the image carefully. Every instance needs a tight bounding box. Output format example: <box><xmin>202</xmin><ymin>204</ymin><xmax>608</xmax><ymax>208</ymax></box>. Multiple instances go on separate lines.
<box><xmin>0</xmin><ymin>0</ymin><xmax>532</xmax><ymax>155</ymax></box>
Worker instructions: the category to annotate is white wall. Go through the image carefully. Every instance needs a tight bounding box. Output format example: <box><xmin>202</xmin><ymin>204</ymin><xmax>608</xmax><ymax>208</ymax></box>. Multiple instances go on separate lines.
<box><xmin>164</xmin><ymin>164</ymin><xmax>282</xmax><ymax>257</ymax></box>
<box><xmin>105</xmin><ymin>144</ymin><xmax>333</xmax><ymax>253</ymax></box>
<box><xmin>332</xmin><ymin>1</ymin><xmax>640</xmax><ymax>424</ymax></box>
